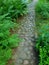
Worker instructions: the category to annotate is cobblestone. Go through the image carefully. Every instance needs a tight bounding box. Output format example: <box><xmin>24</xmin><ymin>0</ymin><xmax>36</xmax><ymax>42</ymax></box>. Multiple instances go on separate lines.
<box><xmin>13</xmin><ymin>0</ymin><xmax>38</xmax><ymax>65</ymax></box>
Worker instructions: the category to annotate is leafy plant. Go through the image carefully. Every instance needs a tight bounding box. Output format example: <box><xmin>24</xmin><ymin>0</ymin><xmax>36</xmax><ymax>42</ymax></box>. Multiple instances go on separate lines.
<box><xmin>0</xmin><ymin>0</ymin><xmax>27</xmax><ymax>19</ymax></box>
<box><xmin>36</xmin><ymin>18</ymin><xmax>49</xmax><ymax>65</ymax></box>
<box><xmin>35</xmin><ymin>1</ymin><xmax>49</xmax><ymax>19</ymax></box>
<box><xmin>0</xmin><ymin>19</ymin><xmax>21</xmax><ymax>47</ymax></box>
<box><xmin>35</xmin><ymin>0</ymin><xmax>49</xmax><ymax>65</ymax></box>
<box><xmin>36</xmin><ymin>33</ymin><xmax>49</xmax><ymax>65</ymax></box>
<box><xmin>0</xmin><ymin>0</ymin><xmax>27</xmax><ymax>65</ymax></box>
<box><xmin>0</xmin><ymin>48</ymin><xmax>12</xmax><ymax>65</ymax></box>
<box><xmin>0</xmin><ymin>18</ymin><xmax>21</xmax><ymax>65</ymax></box>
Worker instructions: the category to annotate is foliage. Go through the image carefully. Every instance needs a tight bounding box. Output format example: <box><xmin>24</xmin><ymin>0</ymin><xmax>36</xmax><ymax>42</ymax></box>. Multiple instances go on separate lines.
<box><xmin>35</xmin><ymin>1</ymin><xmax>49</xmax><ymax>19</ymax></box>
<box><xmin>0</xmin><ymin>0</ymin><xmax>27</xmax><ymax>19</ymax></box>
<box><xmin>35</xmin><ymin>0</ymin><xmax>49</xmax><ymax>65</ymax></box>
<box><xmin>0</xmin><ymin>48</ymin><xmax>12</xmax><ymax>65</ymax></box>
<box><xmin>0</xmin><ymin>19</ymin><xmax>20</xmax><ymax>47</ymax></box>
<box><xmin>36</xmin><ymin>24</ymin><xmax>49</xmax><ymax>65</ymax></box>
<box><xmin>0</xmin><ymin>18</ymin><xmax>21</xmax><ymax>65</ymax></box>
<box><xmin>0</xmin><ymin>0</ymin><xmax>27</xmax><ymax>65</ymax></box>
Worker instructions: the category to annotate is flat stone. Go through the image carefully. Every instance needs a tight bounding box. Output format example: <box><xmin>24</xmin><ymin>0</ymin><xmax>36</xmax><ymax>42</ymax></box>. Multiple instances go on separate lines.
<box><xmin>13</xmin><ymin>0</ymin><xmax>38</xmax><ymax>65</ymax></box>
<box><xmin>17</xmin><ymin>59</ymin><xmax>23</xmax><ymax>63</ymax></box>
<box><xmin>23</xmin><ymin>60</ymin><xmax>29</xmax><ymax>65</ymax></box>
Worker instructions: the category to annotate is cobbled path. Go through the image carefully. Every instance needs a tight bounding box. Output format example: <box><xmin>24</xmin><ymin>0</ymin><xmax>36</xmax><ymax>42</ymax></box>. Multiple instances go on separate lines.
<box><xmin>13</xmin><ymin>0</ymin><xmax>38</xmax><ymax>65</ymax></box>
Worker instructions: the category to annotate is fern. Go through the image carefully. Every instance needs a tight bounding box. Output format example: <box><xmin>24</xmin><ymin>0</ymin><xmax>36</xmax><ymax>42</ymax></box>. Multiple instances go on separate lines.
<box><xmin>0</xmin><ymin>0</ymin><xmax>27</xmax><ymax>19</ymax></box>
<box><xmin>0</xmin><ymin>19</ymin><xmax>21</xmax><ymax>65</ymax></box>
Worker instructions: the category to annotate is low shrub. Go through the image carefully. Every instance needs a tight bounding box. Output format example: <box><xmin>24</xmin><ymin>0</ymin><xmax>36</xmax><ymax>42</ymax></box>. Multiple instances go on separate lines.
<box><xmin>0</xmin><ymin>0</ymin><xmax>27</xmax><ymax>65</ymax></box>
<box><xmin>35</xmin><ymin>1</ymin><xmax>49</xmax><ymax>19</ymax></box>
<box><xmin>0</xmin><ymin>0</ymin><xmax>27</xmax><ymax>19</ymax></box>
<box><xmin>35</xmin><ymin>0</ymin><xmax>49</xmax><ymax>65</ymax></box>
<box><xmin>0</xmin><ymin>19</ymin><xmax>20</xmax><ymax>47</ymax></box>
<box><xmin>0</xmin><ymin>18</ymin><xmax>21</xmax><ymax>65</ymax></box>
<box><xmin>36</xmin><ymin>24</ymin><xmax>49</xmax><ymax>65</ymax></box>
<box><xmin>0</xmin><ymin>48</ymin><xmax>12</xmax><ymax>65</ymax></box>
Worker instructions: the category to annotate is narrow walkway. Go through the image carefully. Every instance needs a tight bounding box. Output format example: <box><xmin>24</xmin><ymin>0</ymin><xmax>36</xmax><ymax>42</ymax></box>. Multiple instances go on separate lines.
<box><xmin>13</xmin><ymin>0</ymin><xmax>38</xmax><ymax>65</ymax></box>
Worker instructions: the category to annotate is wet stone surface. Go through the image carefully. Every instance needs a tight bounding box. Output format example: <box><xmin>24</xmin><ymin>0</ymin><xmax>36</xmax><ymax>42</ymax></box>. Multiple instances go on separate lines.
<box><xmin>13</xmin><ymin>0</ymin><xmax>38</xmax><ymax>65</ymax></box>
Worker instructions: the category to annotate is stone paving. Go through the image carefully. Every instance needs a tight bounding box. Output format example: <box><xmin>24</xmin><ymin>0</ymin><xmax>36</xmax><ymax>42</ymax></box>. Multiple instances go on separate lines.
<box><xmin>13</xmin><ymin>0</ymin><xmax>38</xmax><ymax>65</ymax></box>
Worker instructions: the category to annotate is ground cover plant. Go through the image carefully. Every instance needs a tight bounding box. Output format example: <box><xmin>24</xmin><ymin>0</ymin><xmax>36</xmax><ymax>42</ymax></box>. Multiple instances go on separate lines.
<box><xmin>36</xmin><ymin>24</ymin><xmax>49</xmax><ymax>65</ymax></box>
<box><xmin>0</xmin><ymin>0</ymin><xmax>27</xmax><ymax>65</ymax></box>
<box><xmin>35</xmin><ymin>0</ymin><xmax>49</xmax><ymax>19</ymax></box>
<box><xmin>35</xmin><ymin>0</ymin><xmax>49</xmax><ymax>65</ymax></box>
<box><xmin>0</xmin><ymin>18</ymin><xmax>21</xmax><ymax>65</ymax></box>
<box><xmin>0</xmin><ymin>0</ymin><xmax>27</xmax><ymax>20</ymax></box>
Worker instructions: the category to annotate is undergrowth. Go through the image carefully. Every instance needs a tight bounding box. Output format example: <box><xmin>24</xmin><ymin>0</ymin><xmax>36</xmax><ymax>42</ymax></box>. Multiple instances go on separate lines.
<box><xmin>35</xmin><ymin>0</ymin><xmax>49</xmax><ymax>65</ymax></box>
<box><xmin>0</xmin><ymin>0</ymin><xmax>27</xmax><ymax>65</ymax></box>
<box><xmin>0</xmin><ymin>0</ymin><xmax>27</xmax><ymax>20</ymax></box>
<box><xmin>0</xmin><ymin>18</ymin><xmax>21</xmax><ymax>65</ymax></box>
